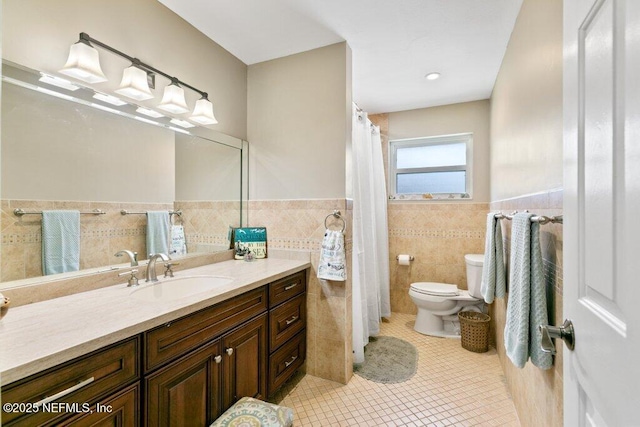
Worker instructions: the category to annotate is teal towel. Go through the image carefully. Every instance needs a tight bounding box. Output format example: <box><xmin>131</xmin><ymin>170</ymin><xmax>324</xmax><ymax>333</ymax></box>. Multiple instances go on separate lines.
<box><xmin>41</xmin><ymin>210</ymin><xmax>80</xmax><ymax>275</ymax></box>
<box><xmin>504</xmin><ymin>213</ymin><xmax>553</xmax><ymax>370</ymax></box>
<box><xmin>146</xmin><ymin>211</ymin><xmax>170</xmax><ymax>257</ymax></box>
<box><xmin>481</xmin><ymin>213</ymin><xmax>506</xmax><ymax>303</ymax></box>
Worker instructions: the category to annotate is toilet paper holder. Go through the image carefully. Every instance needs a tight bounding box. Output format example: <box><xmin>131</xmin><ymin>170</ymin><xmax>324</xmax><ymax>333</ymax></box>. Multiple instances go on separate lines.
<box><xmin>396</xmin><ymin>255</ymin><xmax>415</xmax><ymax>261</ymax></box>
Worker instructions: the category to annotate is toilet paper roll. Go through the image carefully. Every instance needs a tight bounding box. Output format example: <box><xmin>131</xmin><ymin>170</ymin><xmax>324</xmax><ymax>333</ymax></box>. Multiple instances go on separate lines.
<box><xmin>397</xmin><ymin>254</ymin><xmax>412</xmax><ymax>266</ymax></box>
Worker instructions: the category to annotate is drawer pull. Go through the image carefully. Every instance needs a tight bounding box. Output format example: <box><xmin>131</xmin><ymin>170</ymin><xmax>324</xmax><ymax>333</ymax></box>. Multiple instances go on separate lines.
<box><xmin>226</xmin><ymin>348</ymin><xmax>234</xmax><ymax>356</ymax></box>
<box><xmin>214</xmin><ymin>355</ymin><xmax>222</xmax><ymax>364</ymax></box>
<box><xmin>284</xmin><ymin>283</ymin><xmax>298</xmax><ymax>291</ymax></box>
<box><xmin>284</xmin><ymin>356</ymin><xmax>298</xmax><ymax>368</ymax></box>
<box><xmin>285</xmin><ymin>315</ymin><xmax>299</xmax><ymax>325</ymax></box>
<box><xmin>33</xmin><ymin>376</ymin><xmax>95</xmax><ymax>408</ymax></box>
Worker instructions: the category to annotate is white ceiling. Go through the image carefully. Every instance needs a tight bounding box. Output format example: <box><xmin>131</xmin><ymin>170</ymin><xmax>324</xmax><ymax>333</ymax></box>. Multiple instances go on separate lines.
<box><xmin>159</xmin><ymin>0</ymin><xmax>523</xmax><ymax>114</ymax></box>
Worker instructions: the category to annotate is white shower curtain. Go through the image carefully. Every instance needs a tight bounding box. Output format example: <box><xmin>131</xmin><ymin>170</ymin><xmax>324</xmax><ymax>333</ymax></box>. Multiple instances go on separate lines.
<box><xmin>352</xmin><ymin>105</ymin><xmax>391</xmax><ymax>364</ymax></box>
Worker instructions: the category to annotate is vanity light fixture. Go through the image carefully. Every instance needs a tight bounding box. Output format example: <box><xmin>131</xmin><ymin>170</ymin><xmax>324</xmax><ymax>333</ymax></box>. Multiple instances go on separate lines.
<box><xmin>93</xmin><ymin>92</ymin><xmax>127</xmax><ymax>106</ymax></box>
<box><xmin>38</xmin><ymin>73</ymin><xmax>80</xmax><ymax>91</ymax></box>
<box><xmin>59</xmin><ymin>39</ymin><xmax>108</xmax><ymax>83</ymax></box>
<box><xmin>115</xmin><ymin>63</ymin><xmax>154</xmax><ymax>101</ymax></box>
<box><xmin>158</xmin><ymin>80</ymin><xmax>189</xmax><ymax>114</ymax></box>
<box><xmin>60</xmin><ymin>32</ymin><xmax>218</xmax><ymax>125</ymax></box>
<box><xmin>190</xmin><ymin>96</ymin><xmax>218</xmax><ymax>125</ymax></box>
<box><xmin>425</xmin><ymin>72</ymin><xmax>441</xmax><ymax>80</ymax></box>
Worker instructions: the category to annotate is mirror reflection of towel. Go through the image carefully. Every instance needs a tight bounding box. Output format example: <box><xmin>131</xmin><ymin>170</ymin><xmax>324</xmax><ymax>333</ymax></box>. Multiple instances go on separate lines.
<box><xmin>170</xmin><ymin>225</ymin><xmax>187</xmax><ymax>256</ymax></box>
<box><xmin>42</xmin><ymin>210</ymin><xmax>80</xmax><ymax>275</ymax></box>
<box><xmin>146</xmin><ymin>211</ymin><xmax>170</xmax><ymax>257</ymax></box>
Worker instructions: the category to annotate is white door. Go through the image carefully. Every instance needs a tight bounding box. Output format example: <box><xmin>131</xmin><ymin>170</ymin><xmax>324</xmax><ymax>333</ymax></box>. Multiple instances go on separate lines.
<box><xmin>564</xmin><ymin>0</ymin><xmax>640</xmax><ymax>425</ymax></box>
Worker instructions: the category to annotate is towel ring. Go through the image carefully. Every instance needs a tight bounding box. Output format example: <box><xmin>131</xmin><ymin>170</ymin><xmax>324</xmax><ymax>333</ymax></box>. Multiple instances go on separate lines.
<box><xmin>324</xmin><ymin>210</ymin><xmax>346</xmax><ymax>232</ymax></box>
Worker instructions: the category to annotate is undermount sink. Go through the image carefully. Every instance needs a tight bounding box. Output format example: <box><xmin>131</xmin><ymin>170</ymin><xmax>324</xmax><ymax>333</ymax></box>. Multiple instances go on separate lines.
<box><xmin>130</xmin><ymin>275</ymin><xmax>234</xmax><ymax>302</ymax></box>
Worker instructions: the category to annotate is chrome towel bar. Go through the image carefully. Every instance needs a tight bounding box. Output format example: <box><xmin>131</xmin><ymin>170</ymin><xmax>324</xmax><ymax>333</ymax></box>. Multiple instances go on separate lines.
<box><xmin>494</xmin><ymin>211</ymin><xmax>563</xmax><ymax>225</ymax></box>
<box><xmin>13</xmin><ymin>208</ymin><xmax>105</xmax><ymax>217</ymax></box>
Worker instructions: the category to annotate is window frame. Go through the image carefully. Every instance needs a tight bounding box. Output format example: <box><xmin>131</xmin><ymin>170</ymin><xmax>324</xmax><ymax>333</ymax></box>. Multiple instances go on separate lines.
<box><xmin>389</xmin><ymin>133</ymin><xmax>473</xmax><ymax>200</ymax></box>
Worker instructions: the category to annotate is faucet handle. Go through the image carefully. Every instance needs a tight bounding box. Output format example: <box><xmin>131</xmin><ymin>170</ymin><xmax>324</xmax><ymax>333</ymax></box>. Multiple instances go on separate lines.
<box><xmin>119</xmin><ymin>269</ymin><xmax>140</xmax><ymax>287</ymax></box>
<box><xmin>163</xmin><ymin>262</ymin><xmax>180</xmax><ymax>278</ymax></box>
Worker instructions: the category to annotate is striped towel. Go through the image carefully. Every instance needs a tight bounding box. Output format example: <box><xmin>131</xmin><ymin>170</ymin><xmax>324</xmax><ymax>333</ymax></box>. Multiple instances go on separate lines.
<box><xmin>504</xmin><ymin>213</ymin><xmax>552</xmax><ymax>369</ymax></box>
<box><xmin>481</xmin><ymin>213</ymin><xmax>506</xmax><ymax>303</ymax></box>
<box><xmin>41</xmin><ymin>210</ymin><xmax>80</xmax><ymax>275</ymax></box>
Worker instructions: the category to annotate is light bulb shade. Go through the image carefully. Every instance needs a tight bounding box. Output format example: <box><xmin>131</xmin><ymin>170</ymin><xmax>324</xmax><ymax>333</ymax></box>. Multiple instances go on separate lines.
<box><xmin>158</xmin><ymin>83</ymin><xmax>189</xmax><ymax>114</ymax></box>
<box><xmin>115</xmin><ymin>65</ymin><xmax>154</xmax><ymax>101</ymax></box>
<box><xmin>189</xmin><ymin>98</ymin><xmax>218</xmax><ymax>125</ymax></box>
<box><xmin>59</xmin><ymin>42</ymin><xmax>108</xmax><ymax>83</ymax></box>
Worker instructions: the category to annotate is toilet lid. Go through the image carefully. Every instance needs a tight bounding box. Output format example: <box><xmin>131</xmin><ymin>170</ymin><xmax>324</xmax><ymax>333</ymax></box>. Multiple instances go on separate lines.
<box><xmin>410</xmin><ymin>282</ymin><xmax>459</xmax><ymax>296</ymax></box>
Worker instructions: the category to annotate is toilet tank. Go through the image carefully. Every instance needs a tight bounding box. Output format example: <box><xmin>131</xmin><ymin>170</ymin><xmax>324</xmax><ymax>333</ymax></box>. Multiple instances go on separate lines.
<box><xmin>465</xmin><ymin>254</ymin><xmax>484</xmax><ymax>299</ymax></box>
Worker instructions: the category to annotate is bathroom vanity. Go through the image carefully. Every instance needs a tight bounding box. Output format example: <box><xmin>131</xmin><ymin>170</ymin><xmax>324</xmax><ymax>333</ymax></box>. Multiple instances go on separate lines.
<box><xmin>0</xmin><ymin>259</ymin><xmax>309</xmax><ymax>426</ymax></box>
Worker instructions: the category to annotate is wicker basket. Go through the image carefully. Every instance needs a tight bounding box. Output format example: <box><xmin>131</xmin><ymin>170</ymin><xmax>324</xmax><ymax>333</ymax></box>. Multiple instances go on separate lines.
<box><xmin>458</xmin><ymin>311</ymin><xmax>490</xmax><ymax>353</ymax></box>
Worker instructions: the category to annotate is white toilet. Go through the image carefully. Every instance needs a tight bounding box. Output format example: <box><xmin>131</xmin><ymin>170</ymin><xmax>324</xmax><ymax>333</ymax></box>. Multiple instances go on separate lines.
<box><xmin>408</xmin><ymin>254</ymin><xmax>485</xmax><ymax>338</ymax></box>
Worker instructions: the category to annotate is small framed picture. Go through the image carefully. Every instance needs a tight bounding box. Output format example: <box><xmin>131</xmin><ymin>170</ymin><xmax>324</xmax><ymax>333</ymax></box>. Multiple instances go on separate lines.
<box><xmin>231</xmin><ymin>227</ymin><xmax>268</xmax><ymax>260</ymax></box>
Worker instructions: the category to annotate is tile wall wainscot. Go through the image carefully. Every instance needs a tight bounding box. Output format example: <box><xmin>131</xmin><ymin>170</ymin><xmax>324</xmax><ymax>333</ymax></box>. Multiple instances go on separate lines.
<box><xmin>1</xmin><ymin>199</ymin><xmax>172</xmax><ymax>281</ymax></box>
<box><xmin>388</xmin><ymin>203</ymin><xmax>488</xmax><ymax>314</ymax></box>
<box><xmin>247</xmin><ymin>199</ymin><xmax>353</xmax><ymax>384</ymax></box>
<box><xmin>489</xmin><ymin>189</ymin><xmax>563</xmax><ymax>427</ymax></box>
<box><xmin>176</xmin><ymin>200</ymin><xmax>241</xmax><ymax>252</ymax></box>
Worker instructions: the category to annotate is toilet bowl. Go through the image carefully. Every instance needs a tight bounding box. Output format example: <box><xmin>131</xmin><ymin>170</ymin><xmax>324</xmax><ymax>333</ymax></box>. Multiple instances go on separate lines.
<box><xmin>409</xmin><ymin>254</ymin><xmax>485</xmax><ymax>338</ymax></box>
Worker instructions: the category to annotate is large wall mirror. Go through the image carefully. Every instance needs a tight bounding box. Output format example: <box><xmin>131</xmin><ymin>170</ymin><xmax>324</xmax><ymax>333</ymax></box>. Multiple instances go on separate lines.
<box><xmin>1</xmin><ymin>61</ymin><xmax>248</xmax><ymax>288</ymax></box>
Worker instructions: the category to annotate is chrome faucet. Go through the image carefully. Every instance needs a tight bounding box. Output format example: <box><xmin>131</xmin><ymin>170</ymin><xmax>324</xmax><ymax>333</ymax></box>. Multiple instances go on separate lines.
<box><xmin>146</xmin><ymin>253</ymin><xmax>170</xmax><ymax>283</ymax></box>
<box><xmin>114</xmin><ymin>250</ymin><xmax>138</xmax><ymax>267</ymax></box>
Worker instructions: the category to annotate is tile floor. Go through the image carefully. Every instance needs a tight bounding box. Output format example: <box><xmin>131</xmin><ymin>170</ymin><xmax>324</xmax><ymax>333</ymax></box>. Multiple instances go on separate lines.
<box><xmin>270</xmin><ymin>312</ymin><xmax>520</xmax><ymax>426</ymax></box>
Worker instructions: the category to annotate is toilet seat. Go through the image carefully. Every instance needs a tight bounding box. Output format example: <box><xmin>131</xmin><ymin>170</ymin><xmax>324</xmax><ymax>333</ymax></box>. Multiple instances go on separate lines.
<box><xmin>410</xmin><ymin>282</ymin><xmax>459</xmax><ymax>297</ymax></box>
<box><xmin>409</xmin><ymin>282</ymin><xmax>480</xmax><ymax>301</ymax></box>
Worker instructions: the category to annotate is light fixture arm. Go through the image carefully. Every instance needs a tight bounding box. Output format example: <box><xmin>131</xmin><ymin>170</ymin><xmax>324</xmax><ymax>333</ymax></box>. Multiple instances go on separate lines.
<box><xmin>78</xmin><ymin>32</ymin><xmax>208</xmax><ymax>99</ymax></box>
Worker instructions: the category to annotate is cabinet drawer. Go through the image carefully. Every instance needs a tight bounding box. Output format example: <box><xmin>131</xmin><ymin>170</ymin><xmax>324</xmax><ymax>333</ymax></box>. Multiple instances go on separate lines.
<box><xmin>2</xmin><ymin>337</ymin><xmax>140</xmax><ymax>427</ymax></box>
<box><xmin>269</xmin><ymin>294</ymin><xmax>306</xmax><ymax>351</ymax></box>
<box><xmin>268</xmin><ymin>330</ymin><xmax>306</xmax><ymax>395</ymax></box>
<box><xmin>145</xmin><ymin>286</ymin><xmax>267</xmax><ymax>372</ymax></box>
<box><xmin>269</xmin><ymin>271</ymin><xmax>306</xmax><ymax>308</ymax></box>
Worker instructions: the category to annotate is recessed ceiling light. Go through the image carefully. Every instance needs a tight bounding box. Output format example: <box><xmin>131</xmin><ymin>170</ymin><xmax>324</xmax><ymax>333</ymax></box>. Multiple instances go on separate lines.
<box><xmin>425</xmin><ymin>72</ymin><xmax>441</xmax><ymax>81</ymax></box>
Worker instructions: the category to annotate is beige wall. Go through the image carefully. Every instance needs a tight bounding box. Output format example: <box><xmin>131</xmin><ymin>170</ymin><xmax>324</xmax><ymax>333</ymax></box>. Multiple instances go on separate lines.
<box><xmin>246</xmin><ymin>44</ymin><xmax>353</xmax><ymax>383</ymax></box>
<box><xmin>2</xmin><ymin>0</ymin><xmax>247</xmax><ymax>139</ymax></box>
<box><xmin>489</xmin><ymin>0</ymin><xmax>564</xmax><ymax>425</ymax></box>
<box><xmin>489</xmin><ymin>0</ymin><xmax>563</xmax><ymax>201</ymax></box>
<box><xmin>247</xmin><ymin>43</ymin><xmax>351</xmax><ymax>200</ymax></box>
<box><xmin>387</xmin><ymin>100</ymin><xmax>491</xmax><ymax>202</ymax></box>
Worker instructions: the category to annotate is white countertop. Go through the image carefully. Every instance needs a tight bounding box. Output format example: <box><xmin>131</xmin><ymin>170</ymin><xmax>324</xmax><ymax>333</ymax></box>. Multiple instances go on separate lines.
<box><xmin>0</xmin><ymin>258</ymin><xmax>310</xmax><ymax>385</ymax></box>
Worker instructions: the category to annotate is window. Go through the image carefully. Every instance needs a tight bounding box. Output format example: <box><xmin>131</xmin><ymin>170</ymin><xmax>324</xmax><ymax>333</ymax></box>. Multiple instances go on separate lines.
<box><xmin>389</xmin><ymin>133</ymin><xmax>472</xmax><ymax>199</ymax></box>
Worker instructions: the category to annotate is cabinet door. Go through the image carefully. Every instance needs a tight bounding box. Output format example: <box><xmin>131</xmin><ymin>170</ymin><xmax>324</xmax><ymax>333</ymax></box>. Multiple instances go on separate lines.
<box><xmin>222</xmin><ymin>314</ymin><xmax>268</xmax><ymax>411</ymax></box>
<box><xmin>145</xmin><ymin>340</ymin><xmax>222</xmax><ymax>426</ymax></box>
<box><xmin>62</xmin><ymin>383</ymin><xmax>139</xmax><ymax>427</ymax></box>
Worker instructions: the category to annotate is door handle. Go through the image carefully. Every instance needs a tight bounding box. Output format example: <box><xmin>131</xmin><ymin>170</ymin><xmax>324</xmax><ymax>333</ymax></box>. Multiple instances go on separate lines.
<box><xmin>539</xmin><ymin>319</ymin><xmax>575</xmax><ymax>355</ymax></box>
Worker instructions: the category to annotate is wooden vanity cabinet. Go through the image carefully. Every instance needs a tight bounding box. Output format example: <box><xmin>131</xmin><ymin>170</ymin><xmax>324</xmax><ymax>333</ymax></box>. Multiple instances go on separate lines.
<box><xmin>2</xmin><ymin>270</ymin><xmax>308</xmax><ymax>427</ymax></box>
